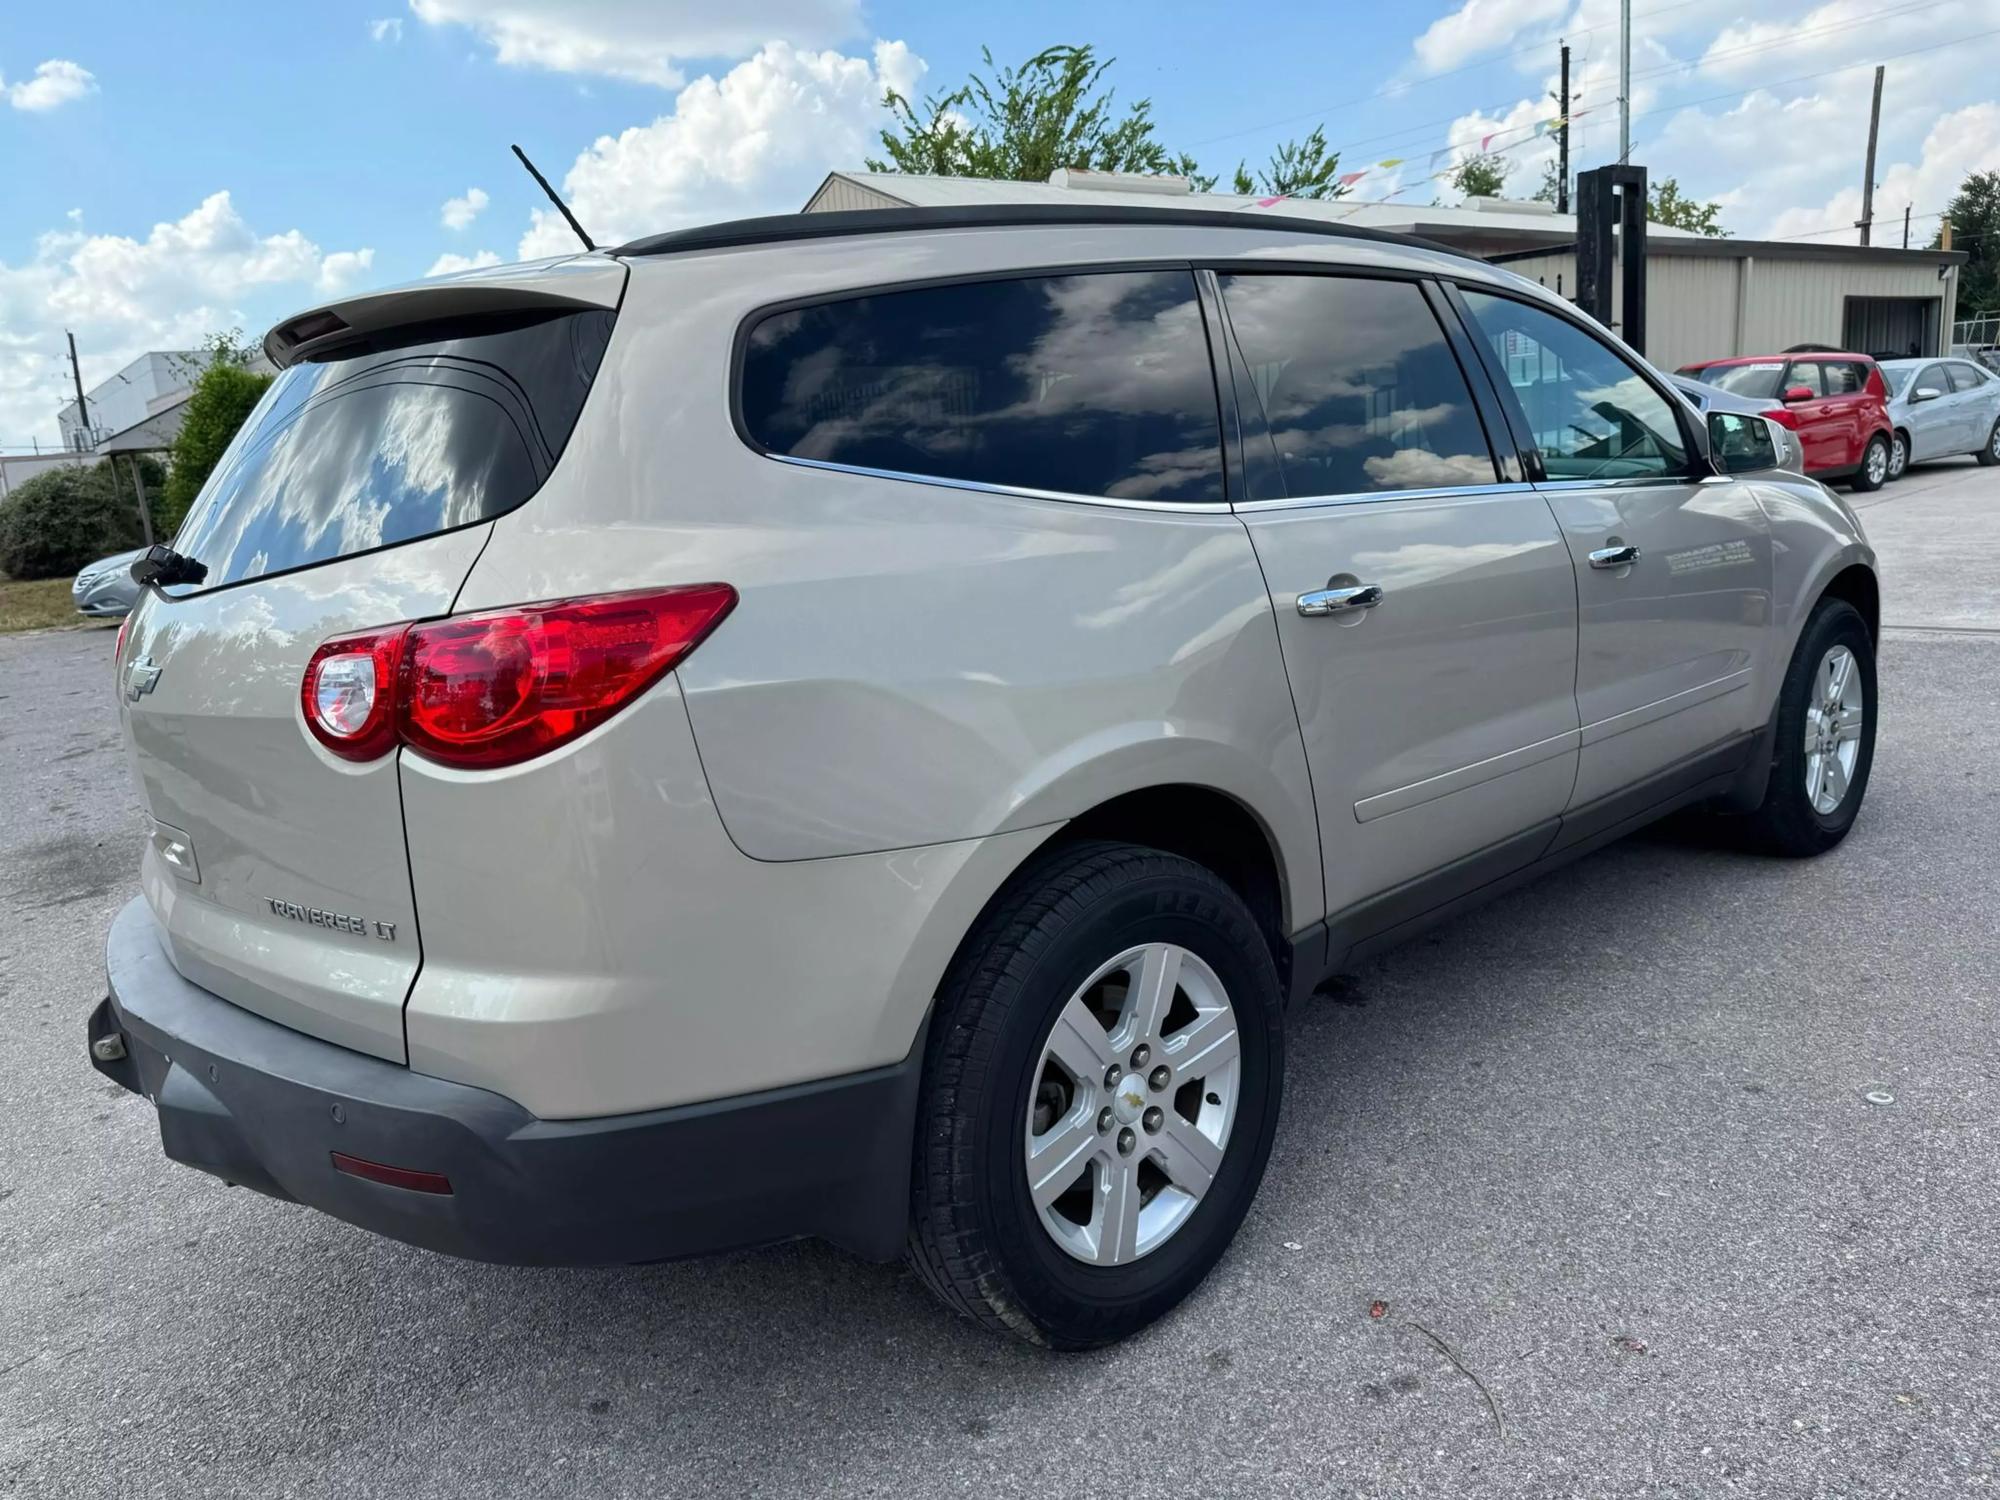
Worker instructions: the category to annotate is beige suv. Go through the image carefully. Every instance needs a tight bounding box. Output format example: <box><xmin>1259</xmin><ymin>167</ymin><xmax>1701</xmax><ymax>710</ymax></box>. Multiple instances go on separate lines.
<box><xmin>90</xmin><ymin>205</ymin><xmax>1879</xmax><ymax>1348</ymax></box>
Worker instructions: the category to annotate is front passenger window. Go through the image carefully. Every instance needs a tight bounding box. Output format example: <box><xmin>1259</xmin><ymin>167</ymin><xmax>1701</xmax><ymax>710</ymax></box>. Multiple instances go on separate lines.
<box><xmin>1459</xmin><ymin>291</ymin><xmax>1688</xmax><ymax>481</ymax></box>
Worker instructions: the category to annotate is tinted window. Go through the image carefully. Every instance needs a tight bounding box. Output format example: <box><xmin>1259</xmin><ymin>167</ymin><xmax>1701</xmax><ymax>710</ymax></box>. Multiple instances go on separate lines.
<box><xmin>1703</xmin><ymin>362</ymin><xmax>1786</xmax><ymax>399</ymax></box>
<box><xmin>1461</xmin><ymin>291</ymin><xmax>1688</xmax><ymax>480</ymax></box>
<box><xmin>170</xmin><ymin>310</ymin><xmax>615</xmax><ymax>592</ymax></box>
<box><xmin>1217</xmin><ymin>273</ymin><xmax>1496</xmax><ymax>498</ymax></box>
<box><xmin>740</xmin><ymin>271</ymin><xmax>1222</xmax><ymax>502</ymax></box>
<box><xmin>1819</xmin><ymin>361</ymin><xmax>1868</xmax><ymax>395</ymax></box>
<box><xmin>1948</xmin><ymin>361</ymin><xmax>1990</xmax><ymax>392</ymax></box>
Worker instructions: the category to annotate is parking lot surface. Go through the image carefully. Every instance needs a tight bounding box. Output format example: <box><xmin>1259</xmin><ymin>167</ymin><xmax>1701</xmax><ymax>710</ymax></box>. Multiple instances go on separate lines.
<box><xmin>4</xmin><ymin>459</ymin><xmax>1998</xmax><ymax>1498</ymax></box>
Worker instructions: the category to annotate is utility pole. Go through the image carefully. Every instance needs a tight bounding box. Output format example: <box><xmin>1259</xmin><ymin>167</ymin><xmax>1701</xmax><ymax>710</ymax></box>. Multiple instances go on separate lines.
<box><xmin>1858</xmin><ymin>65</ymin><xmax>1884</xmax><ymax>246</ymax></box>
<box><xmin>1558</xmin><ymin>42</ymin><xmax>1572</xmax><ymax>214</ymax></box>
<box><xmin>1618</xmin><ymin>0</ymin><xmax>1632</xmax><ymax>164</ymax></box>
<box><xmin>1903</xmin><ymin>204</ymin><xmax>1911</xmax><ymax>249</ymax></box>
<box><xmin>65</xmin><ymin>331</ymin><xmax>91</xmax><ymax>452</ymax></box>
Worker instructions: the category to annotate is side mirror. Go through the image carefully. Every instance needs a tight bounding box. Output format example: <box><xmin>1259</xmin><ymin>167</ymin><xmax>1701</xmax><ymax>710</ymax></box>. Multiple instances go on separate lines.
<box><xmin>1911</xmin><ymin>385</ymin><xmax>1943</xmax><ymax>403</ymax></box>
<box><xmin>1781</xmin><ymin>385</ymin><xmax>1815</xmax><ymax>404</ymax></box>
<box><xmin>1708</xmin><ymin>411</ymin><xmax>1779</xmax><ymax>475</ymax></box>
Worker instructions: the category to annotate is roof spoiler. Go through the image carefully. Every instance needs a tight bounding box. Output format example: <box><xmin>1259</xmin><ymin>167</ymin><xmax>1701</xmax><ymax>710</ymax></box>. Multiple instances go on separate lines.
<box><xmin>263</xmin><ymin>254</ymin><xmax>625</xmax><ymax>368</ymax></box>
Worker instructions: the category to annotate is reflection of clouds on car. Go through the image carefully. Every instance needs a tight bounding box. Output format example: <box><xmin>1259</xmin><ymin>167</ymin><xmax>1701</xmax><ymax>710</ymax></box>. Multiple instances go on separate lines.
<box><xmin>1361</xmin><ymin>448</ymin><xmax>1499</xmax><ymax>489</ymax></box>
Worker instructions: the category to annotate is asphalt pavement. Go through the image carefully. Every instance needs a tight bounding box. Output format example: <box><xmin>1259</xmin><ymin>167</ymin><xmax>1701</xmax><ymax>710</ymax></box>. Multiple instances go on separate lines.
<box><xmin>4</xmin><ymin>457</ymin><xmax>1998</xmax><ymax>1498</ymax></box>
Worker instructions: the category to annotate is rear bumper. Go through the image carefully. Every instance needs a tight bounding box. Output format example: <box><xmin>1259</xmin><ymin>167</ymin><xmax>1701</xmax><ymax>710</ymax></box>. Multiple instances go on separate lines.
<box><xmin>91</xmin><ymin>897</ymin><xmax>921</xmax><ymax>1265</ymax></box>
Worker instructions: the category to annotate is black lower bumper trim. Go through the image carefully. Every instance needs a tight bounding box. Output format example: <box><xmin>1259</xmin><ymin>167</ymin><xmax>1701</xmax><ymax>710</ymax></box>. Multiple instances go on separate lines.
<box><xmin>92</xmin><ymin>897</ymin><xmax>920</xmax><ymax>1265</ymax></box>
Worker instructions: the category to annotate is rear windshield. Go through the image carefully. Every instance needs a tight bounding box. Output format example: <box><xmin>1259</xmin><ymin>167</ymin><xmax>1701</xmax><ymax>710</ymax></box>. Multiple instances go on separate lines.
<box><xmin>1700</xmin><ymin>362</ymin><xmax>1786</xmax><ymax>399</ymax></box>
<box><xmin>167</xmin><ymin>309</ymin><xmax>615</xmax><ymax>593</ymax></box>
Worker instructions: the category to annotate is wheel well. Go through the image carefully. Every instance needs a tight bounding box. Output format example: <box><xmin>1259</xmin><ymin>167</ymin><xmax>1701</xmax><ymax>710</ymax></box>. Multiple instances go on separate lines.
<box><xmin>1821</xmin><ymin>563</ymin><xmax>1879</xmax><ymax>643</ymax></box>
<box><xmin>1057</xmin><ymin>785</ymin><xmax>1289</xmax><ymax>962</ymax></box>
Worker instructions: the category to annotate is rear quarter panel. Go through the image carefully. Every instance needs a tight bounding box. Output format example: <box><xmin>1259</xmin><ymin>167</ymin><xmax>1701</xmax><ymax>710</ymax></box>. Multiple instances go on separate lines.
<box><xmin>455</xmin><ymin>228</ymin><xmax>1337</xmax><ymax>932</ymax></box>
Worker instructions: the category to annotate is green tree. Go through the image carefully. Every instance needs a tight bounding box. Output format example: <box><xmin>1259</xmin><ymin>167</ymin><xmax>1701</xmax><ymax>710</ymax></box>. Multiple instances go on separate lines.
<box><xmin>1648</xmin><ymin>177</ymin><xmax>1727</xmax><ymax>236</ymax></box>
<box><xmin>1934</xmin><ymin>169</ymin><xmax>2000</xmax><ymax>314</ymax></box>
<box><xmin>0</xmin><ymin>456</ymin><xmax>162</xmax><ymax>579</ymax></box>
<box><xmin>1229</xmin><ymin>127</ymin><xmax>1348</xmax><ymax>200</ymax></box>
<box><xmin>1532</xmin><ymin>156</ymin><xmax>1565</xmax><ymax>206</ymax></box>
<box><xmin>1453</xmin><ymin>154</ymin><xmax>1508</xmax><ymax>199</ymax></box>
<box><xmin>162</xmin><ymin>332</ymin><xmax>273</xmax><ymax>532</ymax></box>
<box><xmin>870</xmin><ymin>45</ymin><xmax>1215</xmax><ymax>189</ymax></box>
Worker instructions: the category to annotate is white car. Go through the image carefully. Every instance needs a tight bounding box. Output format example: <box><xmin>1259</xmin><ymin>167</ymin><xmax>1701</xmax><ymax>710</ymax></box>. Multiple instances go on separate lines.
<box><xmin>1878</xmin><ymin>356</ymin><xmax>2000</xmax><ymax>478</ymax></box>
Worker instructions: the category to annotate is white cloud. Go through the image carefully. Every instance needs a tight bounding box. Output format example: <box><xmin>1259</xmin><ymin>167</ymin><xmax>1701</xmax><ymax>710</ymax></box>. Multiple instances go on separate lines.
<box><xmin>3</xmin><ymin>59</ymin><xmax>97</xmax><ymax>111</ymax></box>
<box><xmin>409</xmin><ymin>0</ymin><xmax>863</xmax><ymax>88</ymax></box>
<box><xmin>317</xmin><ymin>248</ymin><xmax>377</xmax><ymax>292</ymax></box>
<box><xmin>1752</xmin><ymin>102</ymin><xmax>2000</xmax><ymax>244</ymax></box>
<box><xmin>426</xmin><ymin>249</ymin><xmax>503</xmax><ymax>276</ymax></box>
<box><xmin>1412</xmin><ymin>0</ymin><xmax>1568</xmax><ymax>73</ymax></box>
<box><xmin>440</xmin><ymin>186</ymin><xmax>490</xmax><ymax>230</ymax></box>
<box><xmin>0</xmin><ymin>192</ymin><xmax>370</xmax><ymax>446</ymax></box>
<box><xmin>369</xmin><ymin>17</ymin><xmax>404</xmax><ymax>42</ymax></box>
<box><xmin>518</xmin><ymin>39</ymin><xmax>922</xmax><ymax>258</ymax></box>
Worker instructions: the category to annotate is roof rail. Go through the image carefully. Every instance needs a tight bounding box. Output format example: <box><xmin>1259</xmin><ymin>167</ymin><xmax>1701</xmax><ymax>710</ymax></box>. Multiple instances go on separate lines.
<box><xmin>612</xmin><ymin>203</ymin><xmax>1476</xmax><ymax>263</ymax></box>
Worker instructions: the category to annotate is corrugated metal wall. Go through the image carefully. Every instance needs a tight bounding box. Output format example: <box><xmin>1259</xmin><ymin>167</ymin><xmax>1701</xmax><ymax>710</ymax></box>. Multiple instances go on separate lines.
<box><xmin>1491</xmin><ymin>250</ymin><xmax>1956</xmax><ymax>368</ymax></box>
<box><xmin>802</xmin><ymin>177</ymin><xmax>908</xmax><ymax>213</ymax></box>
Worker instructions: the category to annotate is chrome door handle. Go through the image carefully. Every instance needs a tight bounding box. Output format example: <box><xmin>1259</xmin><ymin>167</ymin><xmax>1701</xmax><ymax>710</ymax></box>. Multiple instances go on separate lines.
<box><xmin>1588</xmin><ymin>544</ymin><xmax>1641</xmax><ymax>569</ymax></box>
<box><xmin>1297</xmin><ymin>584</ymin><xmax>1384</xmax><ymax>616</ymax></box>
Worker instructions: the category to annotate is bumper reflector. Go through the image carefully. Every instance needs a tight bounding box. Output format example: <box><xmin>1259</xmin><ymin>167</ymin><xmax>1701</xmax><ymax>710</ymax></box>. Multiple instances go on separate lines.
<box><xmin>331</xmin><ymin>1151</ymin><xmax>453</xmax><ymax>1195</ymax></box>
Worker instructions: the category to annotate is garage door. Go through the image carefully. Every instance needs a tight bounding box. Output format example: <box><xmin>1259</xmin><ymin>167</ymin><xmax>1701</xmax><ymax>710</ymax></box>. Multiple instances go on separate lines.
<box><xmin>1843</xmin><ymin>296</ymin><xmax>1941</xmax><ymax>360</ymax></box>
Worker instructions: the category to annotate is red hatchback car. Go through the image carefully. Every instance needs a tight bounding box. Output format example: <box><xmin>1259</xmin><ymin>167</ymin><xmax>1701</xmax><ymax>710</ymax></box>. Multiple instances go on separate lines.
<box><xmin>1678</xmin><ymin>352</ymin><xmax>1896</xmax><ymax>490</ymax></box>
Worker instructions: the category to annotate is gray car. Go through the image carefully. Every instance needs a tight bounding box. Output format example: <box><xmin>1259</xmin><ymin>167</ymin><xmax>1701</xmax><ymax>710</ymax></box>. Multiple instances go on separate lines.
<box><xmin>1669</xmin><ymin>375</ymin><xmax>1806</xmax><ymax>474</ymax></box>
<box><xmin>71</xmin><ymin>547</ymin><xmax>146</xmax><ymax>618</ymax></box>
<box><xmin>88</xmin><ymin>206</ymin><xmax>1881</xmax><ymax>1348</ymax></box>
<box><xmin>1878</xmin><ymin>356</ymin><xmax>2000</xmax><ymax>478</ymax></box>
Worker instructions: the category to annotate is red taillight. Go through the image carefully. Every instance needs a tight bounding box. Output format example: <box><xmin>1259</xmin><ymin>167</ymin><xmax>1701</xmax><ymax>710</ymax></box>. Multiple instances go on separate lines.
<box><xmin>1762</xmin><ymin>406</ymin><xmax>1798</xmax><ymax>430</ymax></box>
<box><xmin>303</xmin><ymin>627</ymin><xmax>409</xmax><ymax>761</ymax></box>
<box><xmin>299</xmin><ymin>585</ymin><xmax>736</xmax><ymax>770</ymax></box>
<box><xmin>115</xmin><ymin>617</ymin><xmax>129</xmax><ymax>659</ymax></box>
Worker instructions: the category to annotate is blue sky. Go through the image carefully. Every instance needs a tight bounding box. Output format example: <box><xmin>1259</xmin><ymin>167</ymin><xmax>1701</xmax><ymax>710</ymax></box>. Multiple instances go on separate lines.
<box><xmin>4</xmin><ymin>0</ymin><xmax>1999</xmax><ymax>446</ymax></box>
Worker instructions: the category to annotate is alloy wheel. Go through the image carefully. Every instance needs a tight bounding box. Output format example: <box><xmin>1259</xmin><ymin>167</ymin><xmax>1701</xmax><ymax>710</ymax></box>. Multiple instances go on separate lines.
<box><xmin>1888</xmin><ymin>434</ymin><xmax>1908</xmax><ymax>479</ymax></box>
<box><xmin>1865</xmin><ymin>440</ymin><xmax>1888</xmax><ymax>487</ymax></box>
<box><xmin>1804</xmin><ymin>644</ymin><xmax>1865</xmax><ymax>815</ymax></box>
<box><xmin>1023</xmin><ymin>943</ymin><xmax>1240</xmax><ymax>1265</ymax></box>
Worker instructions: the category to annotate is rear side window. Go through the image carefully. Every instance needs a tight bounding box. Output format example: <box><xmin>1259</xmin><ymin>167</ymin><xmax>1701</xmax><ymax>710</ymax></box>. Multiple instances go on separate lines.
<box><xmin>1217</xmin><ymin>273</ymin><xmax>1497</xmax><ymax>498</ymax></box>
<box><xmin>1703</xmin><ymin>362</ymin><xmax>1786</xmax><ymax>399</ymax></box>
<box><xmin>1460</xmin><ymin>291</ymin><xmax>1688</xmax><ymax>480</ymax></box>
<box><xmin>1821</xmin><ymin>361</ymin><xmax>1869</xmax><ymax>395</ymax></box>
<box><xmin>1948</xmin><ymin>361</ymin><xmax>1990</xmax><ymax>392</ymax></box>
<box><xmin>170</xmin><ymin>310</ymin><xmax>616</xmax><ymax>592</ymax></box>
<box><xmin>738</xmin><ymin>271</ymin><xmax>1222</xmax><ymax>503</ymax></box>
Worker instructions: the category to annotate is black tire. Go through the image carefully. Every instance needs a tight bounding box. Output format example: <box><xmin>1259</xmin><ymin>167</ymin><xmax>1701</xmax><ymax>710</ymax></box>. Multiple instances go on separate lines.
<box><xmin>1738</xmin><ymin>598</ymin><xmax>1877</xmax><ymax>856</ymax></box>
<box><xmin>906</xmin><ymin>839</ymin><xmax>1284</xmax><ymax>1349</ymax></box>
<box><xmin>1976</xmin><ymin>417</ymin><xmax>2000</xmax><ymax>467</ymax></box>
<box><xmin>1850</xmin><ymin>433</ymin><xmax>1891</xmax><ymax>492</ymax></box>
<box><xmin>1888</xmin><ymin>430</ymin><xmax>1910</xmax><ymax>481</ymax></box>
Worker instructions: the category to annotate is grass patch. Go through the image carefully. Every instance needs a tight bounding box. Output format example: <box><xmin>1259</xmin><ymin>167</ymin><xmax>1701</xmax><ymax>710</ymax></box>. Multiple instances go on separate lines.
<box><xmin>0</xmin><ymin>575</ymin><xmax>98</xmax><ymax>633</ymax></box>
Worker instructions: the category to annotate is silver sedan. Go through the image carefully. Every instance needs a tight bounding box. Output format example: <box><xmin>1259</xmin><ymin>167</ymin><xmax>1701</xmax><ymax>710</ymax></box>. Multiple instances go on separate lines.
<box><xmin>1668</xmin><ymin>374</ymin><xmax>1805</xmax><ymax>474</ymax></box>
<box><xmin>72</xmin><ymin>547</ymin><xmax>147</xmax><ymax>619</ymax></box>
<box><xmin>1878</xmin><ymin>357</ymin><xmax>2000</xmax><ymax>478</ymax></box>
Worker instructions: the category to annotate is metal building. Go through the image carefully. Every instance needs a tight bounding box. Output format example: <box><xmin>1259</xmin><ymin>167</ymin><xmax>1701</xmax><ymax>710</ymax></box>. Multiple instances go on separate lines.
<box><xmin>802</xmin><ymin>170</ymin><xmax>1967</xmax><ymax>369</ymax></box>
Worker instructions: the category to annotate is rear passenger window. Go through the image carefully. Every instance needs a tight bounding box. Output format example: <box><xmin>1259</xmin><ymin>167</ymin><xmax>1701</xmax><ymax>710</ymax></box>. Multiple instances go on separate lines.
<box><xmin>1948</xmin><ymin>362</ymin><xmax>1990</xmax><ymax>392</ymax></box>
<box><xmin>1822</xmin><ymin>362</ymin><xmax>1868</xmax><ymax>395</ymax></box>
<box><xmin>1217</xmin><ymin>273</ymin><xmax>1497</xmax><ymax>498</ymax></box>
<box><xmin>1461</xmin><ymin>290</ymin><xmax>1688</xmax><ymax>480</ymax></box>
<box><xmin>739</xmin><ymin>270</ymin><xmax>1222</xmax><ymax>503</ymax></box>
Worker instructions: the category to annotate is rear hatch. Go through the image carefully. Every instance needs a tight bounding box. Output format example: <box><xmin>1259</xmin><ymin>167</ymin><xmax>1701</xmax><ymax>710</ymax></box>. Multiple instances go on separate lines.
<box><xmin>115</xmin><ymin>257</ymin><xmax>624</xmax><ymax>1061</ymax></box>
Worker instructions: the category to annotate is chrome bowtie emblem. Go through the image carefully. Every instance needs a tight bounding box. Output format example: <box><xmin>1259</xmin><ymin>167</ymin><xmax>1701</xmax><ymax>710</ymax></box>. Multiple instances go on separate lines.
<box><xmin>125</xmin><ymin>655</ymin><xmax>162</xmax><ymax>702</ymax></box>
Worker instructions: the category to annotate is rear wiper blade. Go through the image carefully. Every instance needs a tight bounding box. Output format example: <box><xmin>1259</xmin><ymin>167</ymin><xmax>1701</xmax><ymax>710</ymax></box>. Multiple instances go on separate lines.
<box><xmin>130</xmin><ymin>544</ymin><xmax>207</xmax><ymax>588</ymax></box>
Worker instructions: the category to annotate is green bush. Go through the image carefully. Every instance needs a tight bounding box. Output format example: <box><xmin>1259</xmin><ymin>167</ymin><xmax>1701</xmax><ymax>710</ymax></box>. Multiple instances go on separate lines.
<box><xmin>163</xmin><ymin>348</ymin><xmax>273</xmax><ymax>531</ymax></box>
<box><xmin>0</xmin><ymin>459</ymin><xmax>159</xmax><ymax>580</ymax></box>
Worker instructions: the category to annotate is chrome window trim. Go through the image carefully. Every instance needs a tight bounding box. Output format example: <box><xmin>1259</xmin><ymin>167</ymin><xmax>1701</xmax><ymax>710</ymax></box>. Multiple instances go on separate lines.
<box><xmin>1530</xmin><ymin>474</ymin><xmax>1700</xmax><ymax>493</ymax></box>
<box><xmin>1230</xmin><ymin>481</ymin><xmax>1537</xmax><ymax>513</ymax></box>
<box><xmin>762</xmin><ymin>452</ymin><xmax>1230</xmax><ymax>514</ymax></box>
